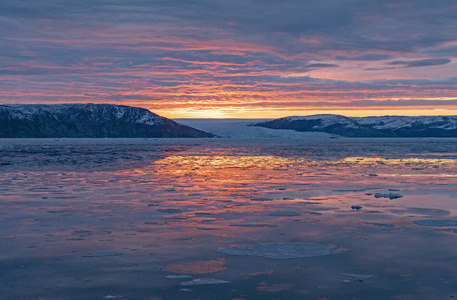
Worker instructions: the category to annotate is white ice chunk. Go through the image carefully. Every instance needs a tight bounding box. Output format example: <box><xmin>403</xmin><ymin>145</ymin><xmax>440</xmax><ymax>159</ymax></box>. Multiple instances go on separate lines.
<box><xmin>180</xmin><ymin>279</ymin><xmax>230</xmax><ymax>286</ymax></box>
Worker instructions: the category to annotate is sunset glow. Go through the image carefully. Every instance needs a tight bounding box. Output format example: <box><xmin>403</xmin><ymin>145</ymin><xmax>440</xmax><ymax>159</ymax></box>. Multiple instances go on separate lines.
<box><xmin>2</xmin><ymin>1</ymin><xmax>457</xmax><ymax>117</ymax></box>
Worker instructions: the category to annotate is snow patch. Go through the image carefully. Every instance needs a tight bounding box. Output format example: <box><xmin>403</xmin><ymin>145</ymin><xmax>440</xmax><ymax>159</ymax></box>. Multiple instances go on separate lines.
<box><xmin>136</xmin><ymin>112</ymin><xmax>159</xmax><ymax>125</ymax></box>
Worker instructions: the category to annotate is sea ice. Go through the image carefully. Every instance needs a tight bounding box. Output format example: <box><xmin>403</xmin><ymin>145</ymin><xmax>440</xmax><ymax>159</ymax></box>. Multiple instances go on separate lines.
<box><xmin>391</xmin><ymin>207</ymin><xmax>449</xmax><ymax>216</ymax></box>
<box><xmin>374</xmin><ymin>193</ymin><xmax>403</xmax><ymax>199</ymax></box>
<box><xmin>166</xmin><ymin>275</ymin><xmax>192</xmax><ymax>279</ymax></box>
<box><xmin>267</xmin><ymin>211</ymin><xmax>300</xmax><ymax>216</ymax></box>
<box><xmin>157</xmin><ymin>209</ymin><xmax>182</xmax><ymax>214</ymax></box>
<box><xmin>413</xmin><ymin>219</ymin><xmax>457</xmax><ymax>227</ymax></box>
<box><xmin>229</xmin><ymin>224</ymin><xmax>277</xmax><ymax>227</ymax></box>
<box><xmin>339</xmin><ymin>273</ymin><xmax>374</xmax><ymax>279</ymax></box>
<box><xmin>82</xmin><ymin>251</ymin><xmax>123</xmax><ymax>257</ymax></box>
<box><xmin>180</xmin><ymin>279</ymin><xmax>230</xmax><ymax>286</ymax></box>
<box><xmin>250</xmin><ymin>198</ymin><xmax>274</xmax><ymax>201</ymax></box>
<box><xmin>216</xmin><ymin>242</ymin><xmax>336</xmax><ymax>259</ymax></box>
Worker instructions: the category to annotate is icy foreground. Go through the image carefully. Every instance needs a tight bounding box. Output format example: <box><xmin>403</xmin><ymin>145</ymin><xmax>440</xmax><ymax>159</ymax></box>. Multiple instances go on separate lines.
<box><xmin>254</xmin><ymin>114</ymin><xmax>457</xmax><ymax>137</ymax></box>
<box><xmin>2</xmin><ymin>138</ymin><xmax>457</xmax><ymax>299</ymax></box>
<box><xmin>0</xmin><ymin>104</ymin><xmax>214</xmax><ymax>138</ymax></box>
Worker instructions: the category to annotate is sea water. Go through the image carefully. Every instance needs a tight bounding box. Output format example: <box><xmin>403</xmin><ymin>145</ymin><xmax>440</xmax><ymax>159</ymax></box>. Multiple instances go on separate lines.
<box><xmin>1</xmin><ymin>138</ymin><xmax>457</xmax><ymax>299</ymax></box>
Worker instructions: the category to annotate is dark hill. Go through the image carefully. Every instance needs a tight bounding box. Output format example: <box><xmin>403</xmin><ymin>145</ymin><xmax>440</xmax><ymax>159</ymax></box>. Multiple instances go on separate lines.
<box><xmin>0</xmin><ymin>104</ymin><xmax>215</xmax><ymax>138</ymax></box>
<box><xmin>253</xmin><ymin>114</ymin><xmax>457</xmax><ymax>137</ymax></box>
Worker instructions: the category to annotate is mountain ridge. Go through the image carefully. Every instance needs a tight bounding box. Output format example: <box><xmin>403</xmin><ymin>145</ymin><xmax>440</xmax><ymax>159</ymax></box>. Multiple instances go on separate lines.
<box><xmin>0</xmin><ymin>104</ymin><xmax>214</xmax><ymax>138</ymax></box>
<box><xmin>252</xmin><ymin>114</ymin><xmax>457</xmax><ymax>137</ymax></box>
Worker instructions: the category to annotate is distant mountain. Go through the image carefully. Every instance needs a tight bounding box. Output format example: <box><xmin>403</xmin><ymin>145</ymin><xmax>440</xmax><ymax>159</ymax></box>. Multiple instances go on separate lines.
<box><xmin>252</xmin><ymin>114</ymin><xmax>457</xmax><ymax>137</ymax></box>
<box><xmin>0</xmin><ymin>104</ymin><xmax>215</xmax><ymax>138</ymax></box>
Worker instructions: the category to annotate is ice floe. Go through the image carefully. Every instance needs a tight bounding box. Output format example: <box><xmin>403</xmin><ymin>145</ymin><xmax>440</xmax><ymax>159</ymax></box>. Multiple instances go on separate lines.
<box><xmin>216</xmin><ymin>242</ymin><xmax>336</xmax><ymax>259</ymax></box>
<box><xmin>180</xmin><ymin>279</ymin><xmax>230</xmax><ymax>286</ymax></box>
<box><xmin>158</xmin><ymin>209</ymin><xmax>182</xmax><ymax>214</ymax></box>
<box><xmin>414</xmin><ymin>219</ymin><xmax>457</xmax><ymax>227</ymax></box>
<box><xmin>250</xmin><ymin>197</ymin><xmax>274</xmax><ymax>201</ymax></box>
<box><xmin>166</xmin><ymin>275</ymin><xmax>192</xmax><ymax>279</ymax></box>
<box><xmin>339</xmin><ymin>273</ymin><xmax>374</xmax><ymax>279</ymax></box>
<box><xmin>229</xmin><ymin>223</ymin><xmax>277</xmax><ymax>228</ymax></box>
<box><xmin>391</xmin><ymin>207</ymin><xmax>449</xmax><ymax>216</ymax></box>
<box><xmin>267</xmin><ymin>211</ymin><xmax>300</xmax><ymax>216</ymax></box>
<box><xmin>82</xmin><ymin>251</ymin><xmax>123</xmax><ymax>257</ymax></box>
<box><xmin>374</xmin><ymin>192</ymin><xmax>403</xmax><ymax>199</ymax></box>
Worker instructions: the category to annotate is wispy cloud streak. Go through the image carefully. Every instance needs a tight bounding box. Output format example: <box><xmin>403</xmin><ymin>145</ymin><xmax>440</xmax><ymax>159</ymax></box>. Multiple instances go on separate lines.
<box><xmin>1</xmin><ymin>0</ymin><xmax>457</xmax><ymax>117</ymax></box>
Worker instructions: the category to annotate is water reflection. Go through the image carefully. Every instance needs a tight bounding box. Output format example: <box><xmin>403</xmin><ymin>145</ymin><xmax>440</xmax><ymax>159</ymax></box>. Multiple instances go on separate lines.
<box><xmin>1</xmin><ymin>139</ymin><xmax>457</xmax><ymax>299</ymax></box>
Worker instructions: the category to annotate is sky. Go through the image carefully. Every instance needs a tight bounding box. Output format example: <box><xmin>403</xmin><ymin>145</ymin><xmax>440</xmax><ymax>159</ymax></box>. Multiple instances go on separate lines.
<box><xmin>2</xmin><ymin>0</ymin><xmax>457</xmax><ymax>118</ymax></box>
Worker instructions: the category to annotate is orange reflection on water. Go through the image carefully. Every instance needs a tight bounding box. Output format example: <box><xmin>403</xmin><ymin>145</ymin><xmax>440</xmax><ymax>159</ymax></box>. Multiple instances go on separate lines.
<box><xmin>155</xmin><ymin>155</ymin><xmax>309</xmax><ymax>169</ymax></box>
<box><xmin>2</xmin><ymin>140</ymin><xmax>457</xmax><ymax>298</ymax></box>
<box><xmin>2</xmin><ymin>143</ymin><xmax>457</xmax><ymax>272</ymax></box>
<box><xmin>341</xmin><ymin>156</ymin><xmax>457</xmax><ymax>166</ymax></box>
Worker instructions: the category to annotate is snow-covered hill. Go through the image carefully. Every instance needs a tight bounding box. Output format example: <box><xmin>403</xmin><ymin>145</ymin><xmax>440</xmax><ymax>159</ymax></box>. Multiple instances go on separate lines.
<box><xmin>253</xmin><ymin>114</ymin><xmax>457</xmax><ymax>137</ymax></box>
<box><xmin>0</xmin><ymin>104</ymin><xmax>214</xmax><ymax>138</ymax></box>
